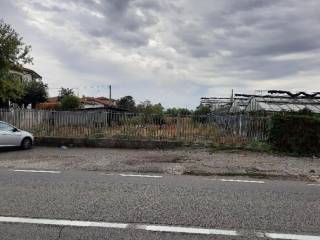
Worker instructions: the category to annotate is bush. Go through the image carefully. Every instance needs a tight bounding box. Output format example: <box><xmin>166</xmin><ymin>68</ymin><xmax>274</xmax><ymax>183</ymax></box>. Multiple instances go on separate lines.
<box><xmin>60</xmin><ymin>95</ymin><xmax>80</xmax><ymax>110</ymax></box>
<box><xmin>192</xmin><ymin>105</ymin><xmax>211</xmax><ymax>123</ymax></box>
<box><xmin>269</xmin><ymin>113</ymin><xmax>320</xmax><ymax>155</ymax></box>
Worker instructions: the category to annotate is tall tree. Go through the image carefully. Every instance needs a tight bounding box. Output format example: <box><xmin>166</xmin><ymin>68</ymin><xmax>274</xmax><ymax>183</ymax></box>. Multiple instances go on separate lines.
<box><xmin>136</xmin><ymin>100</ymin><xmax>164</xmax><ymax>114</ymax></box>
<box><xmin>0</xmin><ymin>19</ymin><xmax>33</xmax><ymax>103</ymax></box>
<box><xmin>118</xmin><ymin>96</ymin><xmax>135</xmax><ymax>111</ymax></box>
<box><xmin>58</xmin><ymin>87</ymin><xmax>75</xmax><ymax>99</ymax></box>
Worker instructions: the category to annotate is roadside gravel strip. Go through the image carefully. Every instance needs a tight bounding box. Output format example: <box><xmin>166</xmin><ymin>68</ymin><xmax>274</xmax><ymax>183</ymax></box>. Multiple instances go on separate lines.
<box><xmin>1</xmin><ymin>216</ymin><xmax>320</xmax><ymax>239</ymax></box>
<box><xmin>0</xmin><ymin>147</ymin><xmax>319</xmax><ymax>181</ymax></box>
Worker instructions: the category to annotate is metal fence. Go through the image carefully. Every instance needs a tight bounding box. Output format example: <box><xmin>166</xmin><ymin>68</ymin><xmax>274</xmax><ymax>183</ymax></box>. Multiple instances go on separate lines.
<box><xmin>0</xmin><ymin>109</ymin><xmax>270</xmax><ymax>143</ymax></box>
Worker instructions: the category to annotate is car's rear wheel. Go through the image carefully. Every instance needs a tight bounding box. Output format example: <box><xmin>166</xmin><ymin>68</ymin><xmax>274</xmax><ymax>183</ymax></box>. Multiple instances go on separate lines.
<box><xmin>21</xmin><ymin>138</ymin><xmax>32</xmax><ymax>150</ymax></box>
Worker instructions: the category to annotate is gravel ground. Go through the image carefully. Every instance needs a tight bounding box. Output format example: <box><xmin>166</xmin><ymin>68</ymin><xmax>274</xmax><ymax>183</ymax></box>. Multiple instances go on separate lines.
<box><xmin>0</xmin><ymin>147</ymin><xmax>319</xmax><ymax>181</ymax></box>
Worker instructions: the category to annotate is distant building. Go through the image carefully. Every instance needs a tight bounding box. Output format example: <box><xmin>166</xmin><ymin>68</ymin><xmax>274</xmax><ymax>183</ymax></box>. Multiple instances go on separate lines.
<box><xmin>229</xmin><ymin>98</ymin><xmax>250</xmax><ymax>113</ymax></box>
<box><xmin>201</xmin><ymin>90</ymin><xmax>320</xmax><ymax>114</ymax></box>
<box><xmin>200</xmin><ymin>97</ymin><xmax>232</xmax><ymax>113</ymax></box>
<box><xmin>81</xmin><ymin>97</ymin><xmax>117</xmax><ymax>109</ymax></box>
<box><xmin>36</xmin><ymin>96</ymin><xmax>119</xmax><ymax>111</ymax></box>
<box><xmin>9</xmin><ymin>66</ymin><xmax>42</xmax><ymax>82</ymax></box>
<box><xmin>245</xmin><ymin>96</ymin><xmax>320</xmax><ymax>113</ymax></box>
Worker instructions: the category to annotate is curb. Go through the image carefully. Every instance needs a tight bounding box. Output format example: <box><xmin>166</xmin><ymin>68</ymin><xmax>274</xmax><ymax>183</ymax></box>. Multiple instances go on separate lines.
<box><xmin>35</xmin><ymin>137</ymin><xmax>184</xmax><ymax>149</ymax></box>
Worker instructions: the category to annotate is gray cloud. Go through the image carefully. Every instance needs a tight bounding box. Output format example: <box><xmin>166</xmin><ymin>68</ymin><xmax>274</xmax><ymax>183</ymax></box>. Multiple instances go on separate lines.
<box><xmin>1</xmin><ymin>0</ymin><xmax>320</xmax><ymax>108</ymax></box>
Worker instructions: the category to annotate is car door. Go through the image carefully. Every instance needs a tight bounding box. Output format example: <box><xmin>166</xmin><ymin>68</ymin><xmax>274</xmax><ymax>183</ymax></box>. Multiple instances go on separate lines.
<box><xmin>0</xmin><ymin>122</ymin><xmax>22</xmax><ymax>146</ymax></box>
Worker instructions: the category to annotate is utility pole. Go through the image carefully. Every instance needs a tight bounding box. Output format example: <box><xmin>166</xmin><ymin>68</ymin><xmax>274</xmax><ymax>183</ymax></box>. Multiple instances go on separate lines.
<box><xmin>230</xmin><ymin>89</ymin><xmax>234</xmax><ymax>102</ymax></box>
<box><xmin>109</xmin><ymin>85</ymin><xmax>112</xmax><ymax>100</ymax></box>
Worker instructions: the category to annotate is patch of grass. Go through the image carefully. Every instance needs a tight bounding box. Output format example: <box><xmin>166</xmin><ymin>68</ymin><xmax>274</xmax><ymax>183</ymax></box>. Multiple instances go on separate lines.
<box><xmin>245</xmin><ymin>141</ymin><xmax>273</xmax><ymax>152</ymax></box>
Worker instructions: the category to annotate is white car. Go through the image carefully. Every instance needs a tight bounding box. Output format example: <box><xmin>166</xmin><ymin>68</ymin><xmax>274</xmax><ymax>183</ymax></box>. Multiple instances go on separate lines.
<box><xmin>0</xmin><ymin>121</ymin><xmax>34</xmax><ymax>149</ymax></box>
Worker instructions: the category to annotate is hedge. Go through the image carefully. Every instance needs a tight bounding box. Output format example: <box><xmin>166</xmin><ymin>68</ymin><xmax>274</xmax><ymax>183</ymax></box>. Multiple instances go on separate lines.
<box><xmin>269</xmin><ymin>113</ymin><xmax>320</xmax><ymax>155</ymax></box>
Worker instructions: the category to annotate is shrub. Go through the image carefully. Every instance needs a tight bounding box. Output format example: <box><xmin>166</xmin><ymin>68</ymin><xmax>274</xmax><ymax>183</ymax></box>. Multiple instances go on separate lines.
<box><xmin>269</xmin><ymin>113</ymin><xmax>320</xmax><ymax>155</ymax></box>
<box><xmin>60</xmin><ymin>95</ymin><xmax>81</xmax><ymax>110</ymax></box>
<box><xmin>192</xmin><ymin>105</ymin><xmax>211</xmax><ymax>123</ymax></box>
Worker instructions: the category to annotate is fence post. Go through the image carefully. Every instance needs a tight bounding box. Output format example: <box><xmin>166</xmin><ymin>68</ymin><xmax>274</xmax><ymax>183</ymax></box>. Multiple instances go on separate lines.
<box><xmin>239</xmin><ymin>114</ymin><xmax>242</xmax><ymax>136</ymax></box>
<box><xmin>176</xmin><ymin>114</ymin><xmax>181</xmax><ymax>140</ymax></box>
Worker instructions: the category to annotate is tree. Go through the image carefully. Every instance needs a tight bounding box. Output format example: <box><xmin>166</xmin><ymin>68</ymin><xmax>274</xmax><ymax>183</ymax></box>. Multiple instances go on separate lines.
<box><xmin>179</xmin><ymin>108</ymin><xmax>192</xmax><ymax>116</ymax></box>
<box><xmin>0</xmin><ymin>73</ymin><xmax>24</xmax><ymax>106</ymax></box>
<box><xmin>60</xmin><ymin>95</ymin><xmax>81</xmax><ymax>110</ymax></box>
<box><xmin>136</xmin><ymin>100</ymin><xmax>164</xmax><ymax>115</ymax></box>
<box><xmin>193</xmin><ymin>105</ymin><xmax>211</xmax><ymax>116</ymax></box>
<box><xmin>165</xmin><ymin>108</ymin><xmax>192</xmax><ymax>116</ymax></box>
<box><xmin>147</xmin><ymin>103</ymin><xmax>164</xmax><ymax>115</ymax></box>
<box><xmin>59</xmin><ymin>88</ymin><xmax>75</xmax><ymax>99</ymax></box>
<box><xmin>118</xmin><ymin>96</ymin><xmax>135</xmax><ymax>111</ymax></box>
<box><xmin>136</xmin><ymin>100</ymin><xmax>151</xmax><ymax>113</ymax></box>
<box><xmin>192</xmin><ymin>105</ymin><xmax>211</xmax><ymax>123</ymax></box>
<box><xmin>19</xmin><ymin>79</ymin><xmax>48</xmax><ymax>108</ymax></box>
<box><xmin>0</xmin><ymin>19</ymin><xmax>33</xmax><ymax>103</ymax></box>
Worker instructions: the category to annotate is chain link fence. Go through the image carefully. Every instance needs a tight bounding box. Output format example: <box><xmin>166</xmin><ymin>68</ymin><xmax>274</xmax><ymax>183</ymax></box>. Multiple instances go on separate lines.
<box><xmin>0</xmin><ymin>109</ymin><xmax>270</xmax><ymax>144</ymax></box>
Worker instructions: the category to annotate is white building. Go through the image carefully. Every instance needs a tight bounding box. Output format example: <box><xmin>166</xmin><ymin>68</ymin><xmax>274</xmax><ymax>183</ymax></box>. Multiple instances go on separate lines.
<box><xmin>9</xmin><ymin>66</ymin><xmax>42</xmax><ymax>82</ymax></box>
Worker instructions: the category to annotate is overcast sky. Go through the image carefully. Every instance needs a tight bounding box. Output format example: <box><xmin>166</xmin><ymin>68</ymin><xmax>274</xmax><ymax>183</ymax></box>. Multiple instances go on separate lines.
<box><xmin>2</xmin><ymin>0</ymin><xmax>320</xmax><ymax>108</ymax></box>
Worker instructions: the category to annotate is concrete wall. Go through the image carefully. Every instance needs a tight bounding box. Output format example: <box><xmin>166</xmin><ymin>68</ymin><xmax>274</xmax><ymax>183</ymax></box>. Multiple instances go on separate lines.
<box><xmin>35</xmin><ymin>137</ymin><xmax>183</xmax><ymax>149</ymax></box>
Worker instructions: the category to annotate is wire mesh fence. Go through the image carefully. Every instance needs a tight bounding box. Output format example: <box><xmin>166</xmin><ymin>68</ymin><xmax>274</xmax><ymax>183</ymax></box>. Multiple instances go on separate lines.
<box><xmin>0</xmin><ymin>109</ymin><xmax>270</xmax><ymax>144</ymax></box>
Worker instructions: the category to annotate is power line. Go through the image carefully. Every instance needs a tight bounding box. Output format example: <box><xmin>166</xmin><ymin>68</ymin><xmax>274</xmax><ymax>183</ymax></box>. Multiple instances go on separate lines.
<box><xmin>48</xmin><ymin>85</ymin><xmax>111</xmax><ymax>90</ymax></box>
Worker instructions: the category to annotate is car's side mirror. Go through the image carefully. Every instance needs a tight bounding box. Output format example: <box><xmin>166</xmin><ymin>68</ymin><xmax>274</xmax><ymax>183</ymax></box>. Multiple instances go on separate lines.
<box><xmin>12</xmin><ymin>128</ymin><xmax>19</xmax><ymax>132</ymax></box>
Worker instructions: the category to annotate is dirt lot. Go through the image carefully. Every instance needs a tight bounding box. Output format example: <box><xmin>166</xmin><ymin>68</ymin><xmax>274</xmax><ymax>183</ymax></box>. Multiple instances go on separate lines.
<box><xmin>0</xmin><ymin>147</ymin><xmax>319</xmax><ymax>181</ymax></box>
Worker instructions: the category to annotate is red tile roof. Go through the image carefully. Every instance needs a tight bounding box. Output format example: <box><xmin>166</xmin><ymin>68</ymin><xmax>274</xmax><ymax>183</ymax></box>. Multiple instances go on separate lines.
<box><xmin>46</xmin><ymin>96</ymin><xmax>117</xmax><ymax>107</ymax></box>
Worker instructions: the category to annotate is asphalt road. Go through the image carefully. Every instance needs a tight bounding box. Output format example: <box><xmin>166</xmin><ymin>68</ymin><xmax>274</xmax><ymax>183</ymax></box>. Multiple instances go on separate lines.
<box><xmin>0</xmin><ymin>169</ymin><xmax>319</xmax><ymax>239</ymax></box>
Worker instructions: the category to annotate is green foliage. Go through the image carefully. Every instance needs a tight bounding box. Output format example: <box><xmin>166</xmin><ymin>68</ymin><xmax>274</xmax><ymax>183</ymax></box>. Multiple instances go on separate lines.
<box><xmin>0</xmin><ymin>73</ymin><xmax>24</xmax><ymax>103</ymax></box>
<box><xmin>192</xmin><ymin>105</ymin><xmax>211</xmax><ymax>123</ymax></box>
<box><xmin>59</xmin><ymin>87</ymin><xmax>75</xmax><ymax>98</ymax></box>
<box><xmin>0</xmin><ymin>19</ymin><xmax>32</xmax><ymax>102</ymax></box>
<box><xmin>0</xmin><ymin>19</ymin><xmax>33</xmax><ymax>67</ymax></box>
<box><xmin>165</xmin><ymin>108</ymin><xmax>192</xmax><ymax>116</ymax></box>
<box><xmin>19</xmin><ymin>79</ymin><xmax>48</xmax><ymax>108</ymax></box>
<box><xmin>193</xmin><ymin>105</ymin><xmax>211</xmax><ymax>115</ymax></box>
<box><xmin>60</xmin><ymin>95</ymin><xmax>81</xmax><ymax>110</ymax></box>
<box><xmin>136</xmin><ymin>100</ymin><xmax>164</xmax><ymax>115</ymax></box>
<box><xmin>118</xmin><ymin>96</ymin><xmax>135</xmax><ymax>111</ymax></box>
<box><xmin>269</xmin><ymin>113</ymin><xmax>320</xmax><ymax>155</ymax></box>
<box><xmin>147</xmin><ymin>103</ymin><xmax>164</xmax><ymax>115</ymax></box>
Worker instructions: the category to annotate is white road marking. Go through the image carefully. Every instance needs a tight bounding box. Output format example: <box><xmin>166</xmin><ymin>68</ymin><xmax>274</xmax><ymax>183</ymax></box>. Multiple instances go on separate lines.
<box><xmin>0</xmin><ymin>216</ymin><xmax>127</xmax><ymax>229</ymax></box>
<box><xmin>11</xmin><ymin>170</ymin><xmax>61</xmax><ymax>174</ymax></box>
<box><xmin>138</xmin><ymin>225</ymin><xmax>238</xmax><ymax>236</ymax></box>
<box><xmin>264</xmin><ymin>232</ymin><xmax>320</xmax><ymax>240</ymax></box>
<box><xmin>307</xmin><ymin>184</ymin><xmax>320</xmax><ymax>186</ymax></box>
<box><xmin>209</xmin><ymin>178</ymin><xmax>265</xmax><ymax>184</ymax></box>
<box><xmin>119</xmin><ymin>174</ymin><xmax>163</xmax><ymax>178</ymax></box>
<box><xmin>0</xmin><ymin>216</ymin><xmax>320</xmax><ymax>239</ymax></box>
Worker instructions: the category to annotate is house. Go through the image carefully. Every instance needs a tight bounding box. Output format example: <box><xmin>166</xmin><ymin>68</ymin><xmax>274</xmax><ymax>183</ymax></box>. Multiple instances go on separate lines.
<box><xmin>36</xmin><ymin>96</ymin><xmax>119</xmax><ymax>110</ymax></box>
<box><xmin>9</xmin><ymin>66</ymin><xmax>42</xmax><ymax>82</ymax></box>
<box><xmin>81</xmin><ymin>97</ymin><xmax>117</xmax><ymax>109</ymax></box>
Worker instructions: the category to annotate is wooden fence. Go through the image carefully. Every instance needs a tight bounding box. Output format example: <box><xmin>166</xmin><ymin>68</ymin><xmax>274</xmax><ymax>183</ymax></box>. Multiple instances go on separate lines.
<box><xmin>0</xmin><ymin>109</ymin><xmax>270</xmax><ymax>143</ymax></box>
